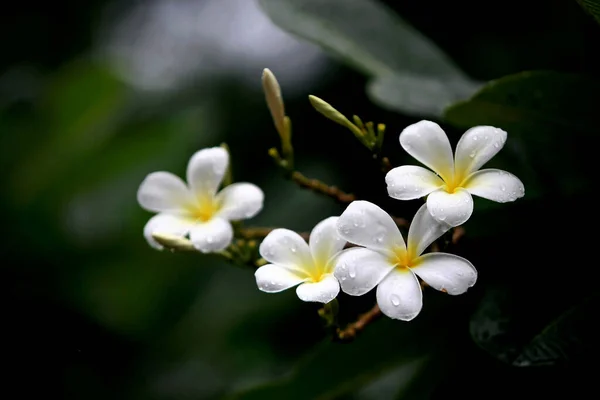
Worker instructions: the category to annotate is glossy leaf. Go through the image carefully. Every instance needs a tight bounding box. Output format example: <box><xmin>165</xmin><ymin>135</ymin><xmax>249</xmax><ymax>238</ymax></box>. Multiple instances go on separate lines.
<box><xmin>259</xmin><ymin>0</ymin><xmax>479</xmax><ymax>117</ymax></box>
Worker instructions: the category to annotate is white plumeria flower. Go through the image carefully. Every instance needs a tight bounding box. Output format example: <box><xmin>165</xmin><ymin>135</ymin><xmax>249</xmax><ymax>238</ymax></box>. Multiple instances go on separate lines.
<box><xmin>334</xmin><ymin>201</ymin><xmax>477</xmax><ymax>321</ymax></box>
<box><xmin>137</xmin><ymin>147</ymin><xmax>264</xmax><ymax>253</ymax></box>
<box><xmin>385</xmin><ymin>120</ymin><xmax>525</xmax><ymax>227</ymax></box>
<box><xmin>255</xmin><ymin>217</ymin><xmax>346</xmax><ymax>303</ymax></box>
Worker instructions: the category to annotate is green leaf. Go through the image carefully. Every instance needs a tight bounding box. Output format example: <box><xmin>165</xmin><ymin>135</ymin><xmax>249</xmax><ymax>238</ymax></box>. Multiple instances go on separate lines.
<box><xmin>259</xmin><ymin>0</ymin><xmax>480</xmax><ymax>117</ymax></box>
<box><xmin>471</xmin><ymin>286</ymin><xmax>600</xmax><ymax>367</ymax></box>
<box><xmin>576</xmin><ymin>0</ymin><xmax>600</xmax><ymax>24</ymax></box>
<box><xmin>444</xmin><ymin>71</ymin><xmax>600</xmax><ymax>197</ymax></box>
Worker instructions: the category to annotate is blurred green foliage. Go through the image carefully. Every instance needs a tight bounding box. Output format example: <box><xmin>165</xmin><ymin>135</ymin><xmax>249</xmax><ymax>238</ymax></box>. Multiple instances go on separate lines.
<box><xmin>3</xmin><ymin>0</ymin><xmax>600</xmax><ymax>398</ymax></box>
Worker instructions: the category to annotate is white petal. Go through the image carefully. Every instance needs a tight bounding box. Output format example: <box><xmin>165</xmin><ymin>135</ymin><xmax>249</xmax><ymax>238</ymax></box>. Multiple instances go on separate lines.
<box><xmin>255</xmin><ymin>264</ymin><xmax>306</xmax><ymax>293</ymax></box>
<box><xmin>454</xmin><ymin>126</ymin><xmax>507</xmax><ymax>178</ymax></box>
<box><xmin>137</xmin><ymin>172</ymin><xmax>192</xmax><ymax>213</ymax></box>
<box><xmin>309</xmin><ymin>217</ymin><xmax>346</xmax><ymax>267</ymax></box>
<box><xmin>399</xmin><ymin>120</ymin><xmax>455</xmax><ymax>182</ymax></box>
<box><xmin>186</xmin><ymin>147</ymin><xmax>229</xmax><ymax>198</ymax></box>
<box><xmin>259</xmin><ymin>229</ymin><xmax>312</xmax><ymax>274</ymax></box>
<box><xmin>463</xmin><ymin>169</ymin><xmax>525</xmax><ymax>203</ymax></box>
<box><xmin>189</xmin><ymin>217</ymin><xmax>233</xmax><ymax>253</ymax></box>
<box><xmin>426</xmin><ymin>188</ymin><xmax>473</xmax><ymax>227</ymax></box>
<box><xmin>143</xmin><ymin>213</ymin><xmax>194</xmax><ymax>250</ymax></box>
<box><xmin>376</xmin><ymin>269</ymin><xmax>423</xmax><ymax>321</ymax></box>
<box><xmin>407</xmin><ymin>203</ymin><xmax>452</xmax><ymax>257</ymax></box>
<box><xmin>296</xmin><ymin>275</ymin><xmax>340</xmax><ymax>303</ymax></box>
<box><xmin>216</xmin><ymin>183</ymin><xmax>264</xmax><ymax>221</ymax></box>
<box><xmin>334</xmin><ymin>248</ymin><xmax>395</xmax><ymax>296</ymax></box>
<box><xmin>385</xmin><ymin>166</ymin><xmax>444</xmax><ymax>200</ymax></box>
<box><xmin>337</xmin><ymin>200</ymin><xmax>405</xmax><ymax>253</ymax></box>
<box><xmin>412</xmin><ymin>253</ymin><xmax>477</xmax><ymax>295</ymax></box>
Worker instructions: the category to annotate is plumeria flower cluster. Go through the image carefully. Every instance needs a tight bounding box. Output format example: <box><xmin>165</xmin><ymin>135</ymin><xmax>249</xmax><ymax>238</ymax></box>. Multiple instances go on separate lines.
<box><xmin>136</xmin><ymin>68</ymin><xmax>525</xmax><ymax>325</ymax></box>
<box><xmin>253</xmin><ymin>120</ymin><xmax>524</xmax><ymax>320</ymax></box>
<box><xmin>137</xmin><ymin>147</ymin><xmax>264</xmax><ymax>253</ymax></box>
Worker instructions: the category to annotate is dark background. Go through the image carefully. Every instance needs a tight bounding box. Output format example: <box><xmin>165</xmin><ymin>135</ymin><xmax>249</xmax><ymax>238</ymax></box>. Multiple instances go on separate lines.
<box><xmin>2</xmin><ymin>0</ymin><xmax>598</xmax><ymax>398</ymax></box>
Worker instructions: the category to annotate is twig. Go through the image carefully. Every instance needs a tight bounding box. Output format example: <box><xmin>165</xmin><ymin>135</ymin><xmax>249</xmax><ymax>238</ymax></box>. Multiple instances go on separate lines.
<box><xmin>291</xmin><ymin>171</ymin><xmax>356</xmax><ymax>204</ymax></box>
<box><xmin>392</xmin><ymin>216</ymin><xmax>409</xmax><ymax>229</ymax></box>
<box><xmin>452</xmin><ymin>226</ymin><xmax>466</xmax><ymax>245</ymax></box>
<box><xmin>239</xmin><ymin>227</ymin><xmax>310</xmax><ymax>241</ymax></box>
<box><xmin>336</xmin><ymin>304</ymin><xmax>382</xmax><ymax>341</ymax></box>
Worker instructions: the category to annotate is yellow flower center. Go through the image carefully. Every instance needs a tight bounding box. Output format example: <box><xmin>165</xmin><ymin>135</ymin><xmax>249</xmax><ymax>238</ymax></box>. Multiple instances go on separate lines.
<box><xmin>187</xmin><ymin>197</ymin><xmax>221</xmax><ymax>222</ymax></box>
<box><xmin>443</xmin><ymin>172</ymin><xmax>468</xmax><ymax>194</ymax></box>
<box><xmin>389</xmin><ymin>246</ymin><xmax>418</xmax><ymax>270</ymax></box>
<box><xmin>306</xmin><ymin>260</ymin><xmax>329</xmax><ymax>283</ymax></box>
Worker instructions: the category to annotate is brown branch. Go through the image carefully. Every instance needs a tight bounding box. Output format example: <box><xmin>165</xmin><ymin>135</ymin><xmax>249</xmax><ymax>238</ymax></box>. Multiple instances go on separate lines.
<box><xmin>336</xmin><ymin>304</ymin><xmax>382</xmax><ymax>341</ymax></box>
<box><xmin>392</xmin><ymin>216</ymin><xmax>409</xmax><ymax>228</ymax></box>
<box><xmin>238</xmin><ymin>227</ymin><xmax>310</xmax><ymax>241</ymax></box>
<box><xmin>452</xmin><ymin>226</ymin><xmax>466</xmax><ymax>245</ymax></box>
<box><xmin>291</xmin><ymin>171</ymin><xmax>356</xmax><ymax>204</ymax></box>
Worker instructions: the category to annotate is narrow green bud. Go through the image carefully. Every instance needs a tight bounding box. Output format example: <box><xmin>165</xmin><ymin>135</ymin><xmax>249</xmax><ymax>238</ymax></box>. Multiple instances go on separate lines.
<box><xmin>262</xmin><ymin>68</ymin><xmax>286</xmax><ymax>139</ymax></box>
<box><xmin>308</xmin><ymin>95</ymin><xmax>365</xmax><ymax>140</ymax></box>
<box><xmin>152</xmin><ymin>233</ymin><xmax>196</xmax><ymax>252</ymax></box>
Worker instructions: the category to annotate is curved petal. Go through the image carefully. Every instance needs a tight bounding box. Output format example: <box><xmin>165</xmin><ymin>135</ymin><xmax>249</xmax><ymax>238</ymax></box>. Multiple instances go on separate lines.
<box><xmin>137</xmin><ymin>172</ymin><xmax>192</xmax><ymax>213</ymax></box>
<box><xmin>412</xmin><ymin>253</ymin><xmax>477</xmax><ymax>295</ymax></box>
<box><xmin>296</xmin><ymin>275</ymin><xmax>340</xmax><ymax>303</ymax></box>
<box><xmin>426</xmin><ymin>188</ymin><xmax>473</xmax><ymax>227</ymax></box>
<box><xmin>454</xmin><ymin>126</ymin><xmax>507</xmax><ymax>179</ymax></box>
<box><xmin>143</xmin><ymin>213</ymin><xmax>194</xmax><ymax>250</ymax></box>
<box><xmin>334</xmin><ymin>248</ymin><xmax>395</xmax><ymax>296</ymax></box>
<box><xmin>376</xmin><ymin>269</ymin><xmax>423</xmax><ymax>321</ymax></box>
<box><xmin>255</xmin><ymin>264</ymin><xmax>306</xmax><ymax>293</ymax></box>
<box><xmin>186</xmin><ymin>147</ymin><xmax>229</xmax><ymax>198</ymax></box>
<box><xmin>189</xmin><ymin>217</ymin><xmax>233</xmax><ymax>253</ymax></box>
<box><xmin>399</xmin><ymin>120</ymin><xmax>454</xmax><ymax>182</ymax></box>
<box><xmin>309</xmin><ymin>217</ymin><xmax>346</xmax><ymax>267</ymax></box>
<box><xmin>385</xmin><ymin>165</ymin><xmax>444</xmax><ymax>200</ymax></box>
<box><xmin>259</xmin><ymin>229</ymin><xmax>312</xmax><ymax>274</ymax></box>
<box><xmin>407</xmin><ymin>203</ymin><xmax>452</xmax><ymax>257</ymax></box>
<box><xmin>463</xmin><ymin>169</ymin><xmax>525</xmax><ymax>203</ymax></box>
<box><xmin>216</xmin><ymin>182</ymin><xmax>264</xmax><ymax>221</ymax></box>
<box><xmin>337</xmin><ymin>200</ymin><xmax>405</xmax><ymax>253</ymax></box>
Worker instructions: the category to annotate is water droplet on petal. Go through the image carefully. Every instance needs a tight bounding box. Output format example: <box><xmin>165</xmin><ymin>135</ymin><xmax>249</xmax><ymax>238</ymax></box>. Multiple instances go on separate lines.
<box><xmin>391</xmin><ymin>294</ymin><xmax>400</xmax><ymax>306</ymax></box>
<box><xmin>473</xmin><ymin>135</ymin><xmax>478</xmax><ymax>141</ymax></box>
<box><xmin>494</xmin><ymin>142</ymin><xmax>500</xmax><ymax>148</ymax></box>
<box><xmin>469</xmin><ymin>152</ymin><xmax>476</xmax><ymax>158</ymax></box>
<box><xmin>290</xmin><ymin>245</ymin><xmax>297</xmax><ymax>253</ymax></box>
<box><xmin>501</xmin><ymin>185</ymin><xmax>506</xmax><ymax>192</ymax></box>
<box><xmin>348</xmin><ymin>265</ymin><xmax>356</xmax><ymax>278</ymax></box>
<box><xmin>206</xmin><ymin>236</ymin><xmax>214</xmax><ymax>243</ymax></box>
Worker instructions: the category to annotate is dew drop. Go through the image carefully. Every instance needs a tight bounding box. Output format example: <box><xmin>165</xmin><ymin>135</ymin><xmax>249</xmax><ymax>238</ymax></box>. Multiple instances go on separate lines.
<box><xmin>391</xmin><ymin>295</ymin><xmax>401</xmax><ymax>306</ymax></box>
<box><xmin>438</xmin><ymin>215</ymin><xmax>447</xmax><ymax>221</ymax></box>
<box><xmin>473</xmin><ymin>135</ymin><xmax>478</xmax><ymax>141</ymax></box>
<box><xmin>469</xmin><ymin>152</ymin><xmax>476</xmax><ymax>158</ymax></box>
<box><xmin>290</xmin><ymin>245</ymin><xmax>297</xmax><ymax>253</ymax></box>
<box><xmin>348</xmin><ymin>265</ymin><xmax>357</xmax><ymax>278</ymax></box>
<box><xmin>494</xmin><ymin>142</ymin><xmax>500</xmax><ymax>148</ymax></box>
<box><xmin>501</xmin><ymin>185</ymin><xmax>506</xmax><ymax>192</ymax></box>
<box><xmin>341</xmin><ymin>276</ymin><xmax>347</xmax><ymax>281</ymax></box>
<box><xmin>206</xmin><ymin>236</ymin><xmax>214</xmax><ymax>244</ymax></box>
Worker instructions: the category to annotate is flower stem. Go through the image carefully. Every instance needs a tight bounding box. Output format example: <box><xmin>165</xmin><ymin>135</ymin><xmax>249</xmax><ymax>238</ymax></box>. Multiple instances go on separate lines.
<box><xmin>290</xmin><ymin>171</ymin><xmax>356</xmax><ymax>204</ymax></box>
<box><xmin>238</xmin><ymin>227</ymin><xmax>310</xmax><ymax>241</ymax></box>
<box><xmin>336</xmin><ymin>304</ymin><xmax>382</xmax><ymax>341</ymax></box>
